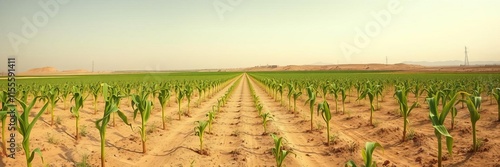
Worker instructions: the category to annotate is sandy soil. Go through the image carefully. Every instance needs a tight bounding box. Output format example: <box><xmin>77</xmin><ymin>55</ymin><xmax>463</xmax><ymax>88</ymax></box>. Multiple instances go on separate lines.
<box><xmin>1</xmin><ymin>73</ymin><xmax>499</xmax><ymax>167</ymax></box>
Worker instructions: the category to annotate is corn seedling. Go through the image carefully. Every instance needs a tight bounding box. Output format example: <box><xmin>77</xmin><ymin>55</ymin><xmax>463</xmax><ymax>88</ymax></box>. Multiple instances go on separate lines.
<box><xmin>96</xmin><ymin>83</ymin><xmax>132</xmax><ymax>167</ymax></box>
<box><xmin>256</xmin><ymin>103</ymin><xmax>263</xmax><ymax>115</ymax></box>
<box><xmin>428</xmin><ymin>93</ymin><xmax>459</xmax><ymax>167</ymax></box>
<box><xmin>304</xmin><ymin>85</ymin><xmax>317</xmax><ymax>131</ymax></box>
<box><xmin>330</xmin><ymin>84</ymin><xmax>339</xmax><ymax>113</ymax></box>
<box><xmin>70</xmin><ymin>86</ymin><xmax>89</xmax><ymax>141</ymax></box>
<box><xmin>358</xmin><ymin>82</ymin><xmax>376</xmax><ymax>126</ymax></box>
<box><xmin>395</xmin><ymin>89</ymin><xmax>418</xmax><ymax>142</ymax></box>
<box><xmin>157</xmin><ymin>88</ymin><xmax>171</xmax><ymax>130</ymax></box>
<box><xmin>90</xmin><ymin>84</ymin><xmax>101</xmax><ymax>114</ymax></box>
<box><xmin>60</xmin><ymin>84</ymin><xmax>71</xmax><ymax>110</ymax></box>
<box><xmin>185</xmin><ymin>85</ymin><xmax>193</xmax><ymax>115</ymax></box>
<box><xmin>131</xmin><ymin>89</ymin><xmax>153</xmax><ymax>154</ymax></box>
<box><xmin>206</xmin><ymin>109</ymin><xmax>216</xmax><ymax>133</ymax></box>
<box><xmin>340</xmin><ymin>86</ymin><xmax>348</xmax><ymax>114</ymax></box>
<box><xmin>317</xmin><ymin>101</ymin><xmax>332</xmax><ymax>145</ymax></box>
<box><xmin>176</xmin><ymin>88</ymin><xmax>185</xmax><ymax>120</ymax></box>
<box><xmin>292</xmin><ymin>90</ymin><xmax>302</xmax><ymax>113</ymax></box>
<box><xmin>260</xmin><ymin>112</ymin><xmax>273</xmax><ymax>134</ymax></box>
<box><xmin>493</xmin><ymin>88</ymin><xmax>500</xmax><ymax>121</ymax></box>
<box><xmin>459</xmin><ymin>93</ymin><xmax>481</xmax><ymax>152</ymax></box>
<box><xmin>345</xmin><ymin>142</ymin><xmax>384</xmax><ymax>167</ymax></box>
<box><xmin>194</xmin><ymin>120</ymin><xmax>209</xmax><ymax>153</ymax></box>
<box><xmin>15</xmin><ymin>96</ymin><xmax>49</xmax><ymax>167</ymax></box>
<box><xmin>271</xmin><ymin>134</ymin><xmax>295</xmax><ymax>167</ymax></box>
<box><xmin>46</xmin><ymin>86</ymin><xmax>60</xmax><ymax>126</ymax></box>
<box><xmin>287</xmin><ymin>83</ymin><xmax>294</xmax><ymax>111</ymax></box>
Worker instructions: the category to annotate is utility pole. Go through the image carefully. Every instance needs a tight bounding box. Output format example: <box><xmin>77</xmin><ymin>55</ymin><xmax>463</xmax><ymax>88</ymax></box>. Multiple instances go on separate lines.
<box><xmin>464</xmin><ymin>46</ymin><xmax>469</xmax><ymax>66</ymax></box>
<box><xmin>386</xmin><ymin>56</ymin><xmax>388</xmax><ymax>65</ymax></box>
<box><xmin>92</xmin><ymin>60</ymin><xmax>95</xmax><ymax>73</ymax></box>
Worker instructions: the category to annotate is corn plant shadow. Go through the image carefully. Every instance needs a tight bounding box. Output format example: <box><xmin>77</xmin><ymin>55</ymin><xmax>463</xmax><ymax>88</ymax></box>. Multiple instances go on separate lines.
<box><xmin>486</xmin><ymin>120</ymin><xmax>500</xmax><ymax>129</ymax></box>
<box><xmin>155</xmin><ymin>146</ymin><xmax>197</xmax><ymax>156</ymax></box>
<box><xmin>240</xmin><ymin>131</ymin><xmax>264</xmax><ymax>137</ymax></box>
<box><xmin>106</xmin><ymin>140</ymin><xmax>142</xmax><ymax>154</ymax></box>
<box><xmin>87</xmin><ymin>134</ymin><xmax>100</xmax><ymax>142</ymax></box>
<box><xmin>239</xmin><ymin>121</ymin><xmax>260</xmax><ymax>126</ymax></box>
<box><xmin>295</xmin><ymin>143</ymin><xmax>323</xmax><ymax>148</ymax></box>
<box><xmin>225</xmin><ymin>149</ymin><xmax>267</xmax><ymax>156</ymax></box>
<box><xmin>239</xmin><ymin>114</ymin><xmax>259</xmax><ymax>119</ymax></box>
<box><xmin>238</xmin><ymin>146</ymin><xmax>267</xmax><ymax>155</ymax></box>
<box><xmin>450</xmin><ymin>152</ymin><xmax>474</xmax><ymax>166</ymax></box>
<box><xmin>53</xmin><ymin>123</ymin><xmax>76</xmax><ymax>140</ymax></box>
<box><xmin>57</xmin><ymin>144</ymin><xmax>76</xmax><ymax>163</ymax></box>
<box><xmin>292</xmin><ymin>147</ymin><xmax>324</xmax><ymax>156</ymax></box>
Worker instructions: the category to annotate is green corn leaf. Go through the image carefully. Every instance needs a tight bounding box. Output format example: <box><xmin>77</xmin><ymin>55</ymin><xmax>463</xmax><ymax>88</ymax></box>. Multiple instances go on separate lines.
<box><xmin>364</xmin><ymin>142</ymin><xmax>383</xmax><ymax>167</ymax></box>
<box><xmin>345</xmin><ymin>160</ymin><xmax>358</xmax><ymax>167</ymax></box>
<box><xmin>27</xmin><ymin>148</ymin><xmax>44</xmax><ymax>164</ymax></box>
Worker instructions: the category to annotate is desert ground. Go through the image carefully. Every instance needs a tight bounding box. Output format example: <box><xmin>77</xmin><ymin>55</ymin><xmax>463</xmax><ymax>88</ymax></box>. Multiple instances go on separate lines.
<box><xmin>1</xmin><ymin>65</ymin><xmax>500</xmax><ymax>167</ymax></box>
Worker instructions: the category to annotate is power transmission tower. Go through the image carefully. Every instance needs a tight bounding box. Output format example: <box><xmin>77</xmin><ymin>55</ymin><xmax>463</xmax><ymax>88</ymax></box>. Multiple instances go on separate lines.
<box><xmin>464</xmin><ymin>46</ymin><xmax>469</xmax><ymax>66</ymax></box>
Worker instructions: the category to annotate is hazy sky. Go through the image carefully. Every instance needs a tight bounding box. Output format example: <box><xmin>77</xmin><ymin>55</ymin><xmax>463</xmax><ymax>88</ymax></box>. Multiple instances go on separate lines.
<box><xmin>1</xmin><ymin>0</ymin><xmax>499</xmax><ymax>71</ymax></box>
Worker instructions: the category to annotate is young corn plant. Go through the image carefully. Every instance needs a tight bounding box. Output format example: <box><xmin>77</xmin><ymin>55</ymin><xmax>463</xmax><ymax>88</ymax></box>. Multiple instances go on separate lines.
<box><xmin>287</xmin><ymin>83</ymin><xmax>294</xmax><ymax>111</ymax></box>
<box><xmin>340</xmin><ymin>86</ymin><xmax>348</xmax><ymax>114</ymax></box>
<box><xmin>304</xmin><ymin>86</ymin><xmax>317</xmax><ymax>131</ymax></box>
<box><xmin>46</xmin><ymin>86</ymin><xmax>60</xmax><ymax>126</ymax></box>
<box><xmin>70</xmin><ymin>86</ymin><xmax>89</xmax><ymax>141</ymax></box>
<box><xmin>359</xmin><ymin>83</ymin><xmax>376</xmax><ymax>126</ymax></box>
<box><xmin>395</xmin><ymin>90</ymin><xmax>418</xmax><ymax>142</ymax></box>
<box><xmin>260</xmin><ymin>112</ymin><xmax>273</xmax><ymax>134</ymax></box>
<box><xmin>278</xmin><ymin>83</ymin><xmax>284</xmax><ymax>106</ymax></box>
<box><xmin>330</xmin><ymin>84</ymin><xmax>340</xmax><ymax>113</ymax></box>
<box><xmin>493</xmin><ymin>88</ymin><xmax>500</xmax><ymax>121</ymax></box>
<box><xmin>428</xmin><ymin>93</ymin><xmax>459</xmax><ymax>167</ymax></box>
<box><xmin>345</xmin><ymin>142</ymin><xmax>384</xmax><ymax>167</ymax></box>
<box><xmin>317</xmin><ymin>101</ymin><xmax>332</xmax><ymax>145</ymax></box>
<box><xmin>60</xmin><ymin>85</ymin><xmax>71</xmax><ymax>110</ymax></box>
<box><xmin>194</xmin><ymin>120</ymin><xmax>209</xmax><ymax>153</ymax></box>
<box><xmin>15</xmin><ymin>96</ymin><xmax>49</xmax><ymax>167</ymax></box>
<box><xmin>185</xmin><ymin>85</ymin><xmax>194</xmax><ymax>116</ymax></box>
<box><xmin>206</xmin><ymin>109</ymin><xmax>216</xmax><ymax>133</ymax></box>
<box><xmin>256</xmin><ymin>103</ymin><xmax>263</xmax><ymax>116</ymax></box>
<box><xmin>96</xmin><ymin>83</ymin><xmax>132</xmax><ymax>167</ymax></box>
<box><xmin>459</xmin><ymin>93</ymin><xmax>481</xmax><ymax>152</ymax></box>
<box><xmin>176</xmin><ymin>88</ymin><xmax>185</xmax><ymax>120</ymax></box>
<box><xmin>292</xmin><ymin>90</ymin><xmax>302</xmax><ymax>113</ymax></box>
<box><xmin>131</xmin><ymin>91</ymin><xmax>153</xmax><ymax>154</ymax></box>
<box><xmin>271</xmin><ymin>134</ymin><xmax>295</xmax><ymax>167</ymax></box>
<box><xmin>157</xmin><ymin>88</ymin><xmax>171</xmax><ymax>130</ymax></box>
<box><xmin>91</xmin><ymin>84</ymin><xmax>101</xmax><ymax>114</ymax></box>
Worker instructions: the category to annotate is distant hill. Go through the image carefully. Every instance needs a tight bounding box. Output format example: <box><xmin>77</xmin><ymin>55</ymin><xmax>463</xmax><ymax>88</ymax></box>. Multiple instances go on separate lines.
<box><xmin>403</xmin><ymin>61</ymin><xmax>500</xmax><ymax>66</ymax></box>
